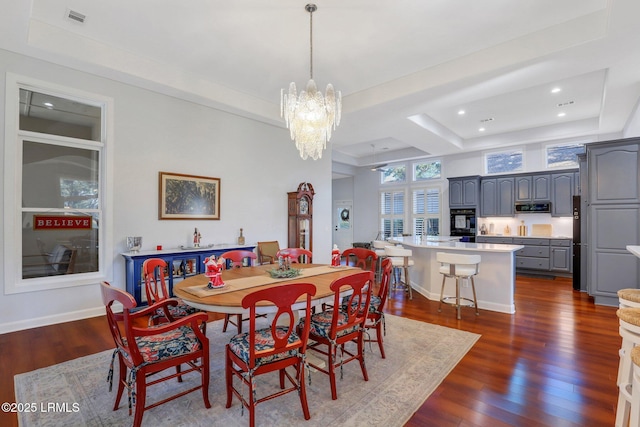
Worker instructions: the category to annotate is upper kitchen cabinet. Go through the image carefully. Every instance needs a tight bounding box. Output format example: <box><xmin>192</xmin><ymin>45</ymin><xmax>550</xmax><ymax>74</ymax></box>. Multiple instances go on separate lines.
<box><xmin>515</xmin><ymin>174</ymin><xmax>550</xmax><ymax>202</ymax></box>
<box><xmin>480</xmin><ymin>176</ymin><xmax>514</xmax><ymax>217</ymax></box>
<box><xmin>551</xmin><ymin>171</ymin><xmax>576</xmax><ymax>217</ymax></box>
<box><xmin>448</xmin><ymin>176</ymin><xmax>480</xmax><ymax>208</ymax></box>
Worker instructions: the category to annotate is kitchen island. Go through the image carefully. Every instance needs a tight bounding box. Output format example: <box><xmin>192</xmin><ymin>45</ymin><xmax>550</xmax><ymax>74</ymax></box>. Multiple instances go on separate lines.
<box><xmin>389</xmin><ymin>236</ymin><xmax>524</xmax><ymax>314</ymax></box>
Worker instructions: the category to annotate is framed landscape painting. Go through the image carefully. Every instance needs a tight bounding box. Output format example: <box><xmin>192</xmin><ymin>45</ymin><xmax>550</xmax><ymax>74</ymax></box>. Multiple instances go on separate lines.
<box><xmin>159</xmin><ymin>172</ymin><xmax>220</xmax><ymax>220</ymax></box>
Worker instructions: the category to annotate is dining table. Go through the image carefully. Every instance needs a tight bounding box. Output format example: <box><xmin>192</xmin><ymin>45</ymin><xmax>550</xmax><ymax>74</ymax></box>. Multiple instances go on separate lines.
<box><xmin>173</xmin><ymin>263</ymin><xmax>364</xmax><ymax>315</ymax></box>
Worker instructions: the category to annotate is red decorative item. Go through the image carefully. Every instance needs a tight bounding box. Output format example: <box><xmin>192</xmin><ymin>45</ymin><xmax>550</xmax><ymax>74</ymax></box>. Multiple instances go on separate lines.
<box><xmin>331</xmin><ymin>244</ymin><xmax>340</xmax><ymax>267</ymax></box>
<box><xmin>204</xmin><ymin>256</ymin><xmax>224</xmax><ymax>289</ymax></box>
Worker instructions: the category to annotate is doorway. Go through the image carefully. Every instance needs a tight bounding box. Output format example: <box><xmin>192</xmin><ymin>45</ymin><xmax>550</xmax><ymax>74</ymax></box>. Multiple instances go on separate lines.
<box><xmin>333</xmin><ymin>200</ymin><xmax>353</xmax><ymax>251</ymax></box>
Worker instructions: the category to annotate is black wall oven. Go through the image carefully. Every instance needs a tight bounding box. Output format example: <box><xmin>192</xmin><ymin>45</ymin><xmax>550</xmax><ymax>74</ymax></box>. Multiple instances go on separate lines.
<box><xmin>450</xmin><ymin>208</ymin><xmax>477</xmax><ymax>242</ymax></box>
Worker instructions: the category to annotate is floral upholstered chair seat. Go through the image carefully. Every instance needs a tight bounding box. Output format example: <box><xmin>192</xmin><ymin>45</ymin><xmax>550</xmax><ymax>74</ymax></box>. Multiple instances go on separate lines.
<box><xmin>341</xmin><ymin>295</ymin><xmax>382</xmax><ymax>314</ymax></box>
<box><xmin>300</xmin><ymin>310</ymin><xmax>359</xmax><ymax>340</ymax></box>
<box><xmin>121</xmin><ymin>325</ymin><xmax>202</xmax><ymax>363</ymax></box>
<box><xmin>228</xmin><ymin>326</ymin><xmax>301</xmax><ymax>365</ymax></box>
<box><xmin>153</xmin><ymin>301</ymin><xmax>199</xmax><ymax>322</ymax></box>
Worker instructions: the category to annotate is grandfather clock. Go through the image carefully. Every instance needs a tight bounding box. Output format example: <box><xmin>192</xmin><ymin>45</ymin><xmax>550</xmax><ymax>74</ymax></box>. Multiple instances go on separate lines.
<box><xmin>288</xmin><ymin>182</ymin><xmax>314</xmax><ymax>252</ymax></box>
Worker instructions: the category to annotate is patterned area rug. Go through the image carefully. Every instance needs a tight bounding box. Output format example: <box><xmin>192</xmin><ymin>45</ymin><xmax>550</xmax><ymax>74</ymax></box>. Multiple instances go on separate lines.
<box><xmin>15</xmin><ymin>314</ymin><xmax>479</xmax><ymax>427</ymax></box>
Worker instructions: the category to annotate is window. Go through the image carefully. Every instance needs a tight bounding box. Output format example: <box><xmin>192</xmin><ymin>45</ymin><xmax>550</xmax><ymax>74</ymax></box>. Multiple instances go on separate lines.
<box><xmin>4</xmin><ymin>74</ymin><xmax>112</xmax><ymax>293</ymax></box>
<box><xmin>381</xmin><ymin>165</ymin><xmax>406</xmax><ymax>184</ymax></box>
<box><xmin>546</xmin><ymin>143</ymin><xmax>585</xmax><ymax>168</ymax></box>
<box><xmin>485</xmin><ymin>149</ymin><xmax>523</xmax><ymax>174</ymax></box>
<box><xmin>413</xmin><ymin>160</ymin><xmax>441</xmax><ymax>181</ymax></box>
<box><xmin>380</xmin><ymin>190</ymin><xmax>405</xmax><ymax>238</ymax></box>
<box><xmin>412</xmin><ymin>187</ymin><xmax>441</xmax><ymax>236</ymax></box>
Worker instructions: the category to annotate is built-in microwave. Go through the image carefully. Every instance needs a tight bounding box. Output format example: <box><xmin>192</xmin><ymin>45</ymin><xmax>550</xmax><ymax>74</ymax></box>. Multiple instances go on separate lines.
<box><xmin>515</xmin><ymin>202</ymin><xmax>551</xmax><ymax>213</ymax></box>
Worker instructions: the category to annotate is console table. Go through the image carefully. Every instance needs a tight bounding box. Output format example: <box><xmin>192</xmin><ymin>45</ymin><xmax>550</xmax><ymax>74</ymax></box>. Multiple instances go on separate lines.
<box><xmin>121</xmin><ymin>243</ymin><xmax>256</xmax><ymax>305</ymax></box>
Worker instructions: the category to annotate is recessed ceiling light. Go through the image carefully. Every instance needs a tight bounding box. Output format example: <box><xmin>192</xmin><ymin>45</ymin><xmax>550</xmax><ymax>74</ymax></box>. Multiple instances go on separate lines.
<box><xmin>551</xmin><ymin>87</ymin><xmax>561</xmax><ymax>94</ymax></box>
<box><xmin>458</xmin><ymin>110</ymin><xmax>465</xmax><ymax>115</ymax></box>
<box><xmin>479</xmin><ymin>127</ymin><xmax>485</xmax><ymax>132</ymax></box>
<box><xmin>557</xmin><ymin>112</ymin><xmax>566</xmax><ymax>117</ymax></box>
<box><xmin>43</xmin><ymin>102</ymin><xmax>54</xmax><ymax>109</ymax></box>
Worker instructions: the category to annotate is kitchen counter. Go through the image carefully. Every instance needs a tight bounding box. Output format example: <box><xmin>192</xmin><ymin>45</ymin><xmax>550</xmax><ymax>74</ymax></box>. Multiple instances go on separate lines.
<box><xmin>389</xmin><ymin>236</ymin><xmax>523</xmax><ymax>314</ymax></box>
<box><xmin>627</xmin><ymin>246</ymin><xmax>640</xmax><ymax>259</ymax></box>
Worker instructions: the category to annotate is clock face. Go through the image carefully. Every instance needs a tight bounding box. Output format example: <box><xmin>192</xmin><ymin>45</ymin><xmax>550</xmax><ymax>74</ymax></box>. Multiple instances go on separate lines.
<box><xmin>299</xmin><ymin>198</ymin><xmax>309</xmax><ymax>214</ymax></box>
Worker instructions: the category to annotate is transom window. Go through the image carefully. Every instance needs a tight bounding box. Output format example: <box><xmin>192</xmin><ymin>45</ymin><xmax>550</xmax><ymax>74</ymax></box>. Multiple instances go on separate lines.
<box><xmin>545</xmin><ymin>143</ymin><xmax>585</xmax><ymax>168</ymax></box>
<box><xmin>485</xmin><ymin>149</ymin><xmax>523</xmax><ymax>175</ymax></box>
<box><xmin>381</xmin><ymin>165</ymin><xmax>406</xmax><ymax>184</ymax></box>
<box><xmin>413</xmin><ymin>160</ymin><xmax>441</xmax><ymax>181</ymax></box>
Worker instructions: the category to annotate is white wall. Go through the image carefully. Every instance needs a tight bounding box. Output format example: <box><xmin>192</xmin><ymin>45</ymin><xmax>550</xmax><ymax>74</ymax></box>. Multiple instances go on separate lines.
<box><xmin>0</xmin><ymin>48</ymin><xmax>333</xmax><ymax>333</ymax></box>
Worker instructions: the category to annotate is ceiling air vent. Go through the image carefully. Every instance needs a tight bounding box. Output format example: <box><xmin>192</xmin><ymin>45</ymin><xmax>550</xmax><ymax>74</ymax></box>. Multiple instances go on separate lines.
<box><xmin>557</xmin><ymin>101</ymin><xmax>575</xmax><ymax>107</ymax></box>
<box><xmin>66</xmin><ymin>9</ymin><xmax>86</xmax><ymax>24</ymax></box>
<box><xmin>480</xmin><ymin>117</ymin><xmax>494</xmax><ymax>123</ymax></box>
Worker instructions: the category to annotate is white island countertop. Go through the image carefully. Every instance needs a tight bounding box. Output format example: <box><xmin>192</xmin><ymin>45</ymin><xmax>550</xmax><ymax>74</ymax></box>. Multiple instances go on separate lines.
<box><xmin>627</xmin><ymin>245</ymin><xmax>640</xmax><ymax>258</ymax></box>
<box><xmin>387</xmin><ymin>236</ymin><xmax>522</xmax><ymax>314</ymax></box>
<box><xmin>390</xmin><ymin>236</ymin><xmax>523</xmax><ymax>253</ymax></box>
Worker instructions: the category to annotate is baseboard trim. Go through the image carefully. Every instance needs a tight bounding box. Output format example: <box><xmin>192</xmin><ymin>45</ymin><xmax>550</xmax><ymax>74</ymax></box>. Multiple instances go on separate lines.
<box><xmin>0</xmin><ymin>306</ymin><xmax>105</xmax><ymax>334</ymax></box>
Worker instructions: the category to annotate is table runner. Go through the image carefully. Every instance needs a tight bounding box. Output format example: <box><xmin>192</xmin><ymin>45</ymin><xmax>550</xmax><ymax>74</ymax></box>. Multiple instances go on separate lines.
<box><xmin>181</xmin><ymin>265</ymin><xmax>356</xmax><ymax>298</ymax></box>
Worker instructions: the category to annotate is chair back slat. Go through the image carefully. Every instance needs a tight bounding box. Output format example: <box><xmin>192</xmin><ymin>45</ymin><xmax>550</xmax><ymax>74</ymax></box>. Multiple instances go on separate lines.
<box><xmin>221</xmin><ymin>250</ymin><xmax>257</xmax><ymax>269</ymax></box>
<box><xmin>241</xmin><ymin>283</ymin><xmax>317</xmax><ymax>369</ymax></box>
<box><xmin>276</xmin><ymin>248</ymin><xmax>313</xmax><ymax>264</ymax></box>
<box><xmin>143</xmin><ymin>258</ymin><xmax>170</xmax><ymax>303</ymax></box>
<box><xmin>341</xmin><ymin>248</ymin><xmax>378</xmax><ymax>273</ymax></box>
<box><xmin>330</xmin><ymin>271</ymin><xmax>374</xmax><ymax>336</ymax></box>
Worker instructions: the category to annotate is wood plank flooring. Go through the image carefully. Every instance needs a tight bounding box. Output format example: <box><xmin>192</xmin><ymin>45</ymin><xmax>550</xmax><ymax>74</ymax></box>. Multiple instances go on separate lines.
<box><xmin>0</xmin><ymin>275</ymin><xmax>620</xmax><ymax>426</ymax></box>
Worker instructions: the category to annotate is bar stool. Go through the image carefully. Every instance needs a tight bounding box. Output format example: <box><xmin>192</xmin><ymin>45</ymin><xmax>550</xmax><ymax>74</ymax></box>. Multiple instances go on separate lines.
<box><xmin>437</xmin><ymin>252</ymin><xmax>480</xmax><ymax>320</ymax></box>
<box><xmin>372</xmin><ymin>240</ymin><xmax>388</xmax><ymax>282</ymax></box>
<box><xmin>619</xmin><ymin>288</ymin><xmax>640</xmax><ymax>308</ymax></box>
<box><xmin>615</xmin><ymin>308</ymin><xmax>640</xmax><ymax>426</ymax></box>
<box><xmin>384</xmin><ymin>245</ymin><xmax>414</xmax><ymax>300</ymax></box>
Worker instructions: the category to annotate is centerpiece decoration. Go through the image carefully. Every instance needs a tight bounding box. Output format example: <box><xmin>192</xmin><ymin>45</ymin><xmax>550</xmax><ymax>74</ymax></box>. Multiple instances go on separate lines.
<box><xmin>267</xmin><ymin>252</ymin><xmax>301</xmax><ymax>279</ymax></box>
<box><xmin>204</xmin><ymin>256</ymin><xmax>225</xmax><ymax>289</ymax></box>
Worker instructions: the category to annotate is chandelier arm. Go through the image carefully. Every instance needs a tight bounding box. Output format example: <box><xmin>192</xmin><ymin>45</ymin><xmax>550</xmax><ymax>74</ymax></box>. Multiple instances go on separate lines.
<box><xmin>308</xmin><ymin>5</ymin><xmax>314</xmax><ymax>80</ymax></box>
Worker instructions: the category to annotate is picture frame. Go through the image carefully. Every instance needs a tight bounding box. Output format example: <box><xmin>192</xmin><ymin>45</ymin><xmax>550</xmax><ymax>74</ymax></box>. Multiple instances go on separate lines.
<box><xmin>159</xmin><ymin>172</ymin><xmax>220</xmax><ymax>220</ymax></box>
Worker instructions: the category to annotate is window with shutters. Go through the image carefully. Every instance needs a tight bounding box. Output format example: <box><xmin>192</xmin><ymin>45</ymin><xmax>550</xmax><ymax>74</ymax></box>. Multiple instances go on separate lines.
<box><xmin>412</xmin><ymin>187</ymin><xmax>441</xmax><ymax>236</ymax></box>
<box><xmin>379</xmin><ymin>190</ymin><xmax>406</xmax><ymax>238</ymax></box>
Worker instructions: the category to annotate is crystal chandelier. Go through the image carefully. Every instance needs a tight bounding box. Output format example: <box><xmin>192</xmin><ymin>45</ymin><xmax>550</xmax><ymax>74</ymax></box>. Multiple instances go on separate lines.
<box><xmin>281</xmin><ymin>3</ymin><xmax>341</xmax><ymax>160</ymax></box>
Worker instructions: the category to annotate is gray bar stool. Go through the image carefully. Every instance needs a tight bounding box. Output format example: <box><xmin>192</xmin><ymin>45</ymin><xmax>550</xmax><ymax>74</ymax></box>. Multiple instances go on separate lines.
<box><xmin>384</xmin><ymin>245</ymin><xmax>414</xmax><ymax>300</ymax></box>
<box><xmin>437</xmin><ymin>252</ymin><xmax>481</xmax><ymax>319</ymax></box>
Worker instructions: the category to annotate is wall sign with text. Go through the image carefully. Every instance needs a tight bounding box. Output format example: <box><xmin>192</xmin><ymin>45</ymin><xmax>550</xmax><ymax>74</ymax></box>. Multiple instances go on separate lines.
<box><xmin>33</xmin><ymin>215</ymin><xmax>92</xmax><ymax>230</ymax></box>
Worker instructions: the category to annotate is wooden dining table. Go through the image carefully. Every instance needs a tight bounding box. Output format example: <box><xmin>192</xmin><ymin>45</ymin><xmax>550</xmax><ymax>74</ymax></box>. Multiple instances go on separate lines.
<box><xmin>173</xmin><ymin>263</ymin><xmax>363</xmax><ymax>314</ymax></box>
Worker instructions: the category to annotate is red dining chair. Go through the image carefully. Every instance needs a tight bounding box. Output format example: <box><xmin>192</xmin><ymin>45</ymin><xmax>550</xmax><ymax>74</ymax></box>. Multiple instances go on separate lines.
<box><xmin>352</xmin><ymin>257</ymin><xmax>392</xmax><ymax>359</ymax></box>
<box><xmin>219</xmin><ymin>250</ymin><xmax>262</xmax><ymax>333</ymax></box>
<box><xmin>143</xmin><ymin>258</ymin><xmax>203</xmax><ymax>330</ymax></box>
<box><xmin>225</xmin><ymin>282</ymin><xmax>317</xmax><ymax>427</ymax></box>
<box><xmin>100</xmin><ymin>281</ymin><xmax>210</xmax><ymax>427</ymax></box>
<box><xmin>300</xmin><ymin>270</ymin><xmax>374</xmax><ymax>400</ymax></box>
<box><xmin>342</xmin><ymin>247</ymin><xmax>378</xmax><ymax>275</ymax></box>
<box><xmin>276</xmin><ymin>248</ymin><xmax>313</xmax><ymax>264</ymax></box>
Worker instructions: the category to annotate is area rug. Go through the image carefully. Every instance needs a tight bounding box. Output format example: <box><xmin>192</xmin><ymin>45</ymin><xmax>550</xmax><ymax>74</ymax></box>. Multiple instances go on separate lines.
<box><xmin>15</xmin><ymin>315</ymin><xmax>480</xmax><ymax>427</ymax></box>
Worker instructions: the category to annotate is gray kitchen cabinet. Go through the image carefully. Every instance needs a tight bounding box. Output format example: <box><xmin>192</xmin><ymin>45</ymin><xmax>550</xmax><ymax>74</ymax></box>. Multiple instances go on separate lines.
<box><xmin>551</xmin><ymin>172</ymin><xmax>574</xmax><ymax>217</ymax></box>
<box><xmin>449</xmin><ymin>176</ymin><xmax>480</xmax><ymax>208</ymax></box>
<box><xmin>586</xmin><ymin>138</ymin><xmax>640</xmax><ymax>306</ymax></box>
<box><xmin>515</xmin><ymin>174</ymin><xmax>550</xmax><ymax>202</ymax></box>
<box><xmin>477</xmin><ymin>236</ymin><xmax>572</xmax><ymax>276</ymax></box>
<box><xmin>476</xmin><ymin>236</ymin><xmax>513</xmax><ymax>244</ymax></box>
<box><xmin>480</xmin><ymin>176</ymin><xmax>514</xmax><ymax>217</ymax></box>
<box><xmin>550</xmin><ymin>239</ymin><xmax>572</xmax><ymax>273</ymax></box>
<box><xmin>514</xmin><ymin>237</ymin><xmax>551</xmax><ymax>271</ymax></box>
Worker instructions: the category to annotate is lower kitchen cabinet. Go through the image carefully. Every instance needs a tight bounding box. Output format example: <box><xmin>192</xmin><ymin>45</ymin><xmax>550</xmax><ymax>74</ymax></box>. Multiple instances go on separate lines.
<box><xmin>476</xmin><ymin>236</ymin><xmax>572</xmax><ymax>276</ymax></box>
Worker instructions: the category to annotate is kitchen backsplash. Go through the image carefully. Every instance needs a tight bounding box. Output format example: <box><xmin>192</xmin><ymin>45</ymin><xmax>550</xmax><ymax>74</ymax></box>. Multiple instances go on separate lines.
<box><xmin>478</xmin><ymin>213</ymin><xmax>572</xmax><ymax>238</ymax></box>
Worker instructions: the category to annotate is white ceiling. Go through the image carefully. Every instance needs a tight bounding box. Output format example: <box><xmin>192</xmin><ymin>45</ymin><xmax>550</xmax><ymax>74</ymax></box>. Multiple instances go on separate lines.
<box><xmin>3</xmin><ymin>0</ymin><xmax>640</xmax><ymax>175</ymax></box>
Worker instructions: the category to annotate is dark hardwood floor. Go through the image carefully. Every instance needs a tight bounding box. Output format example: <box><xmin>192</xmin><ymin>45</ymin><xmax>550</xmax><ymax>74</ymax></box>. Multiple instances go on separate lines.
<box><xmin>0</xmin><ymin>275</ymin><xmax>620</xmax><ymax>426</ymax></box>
